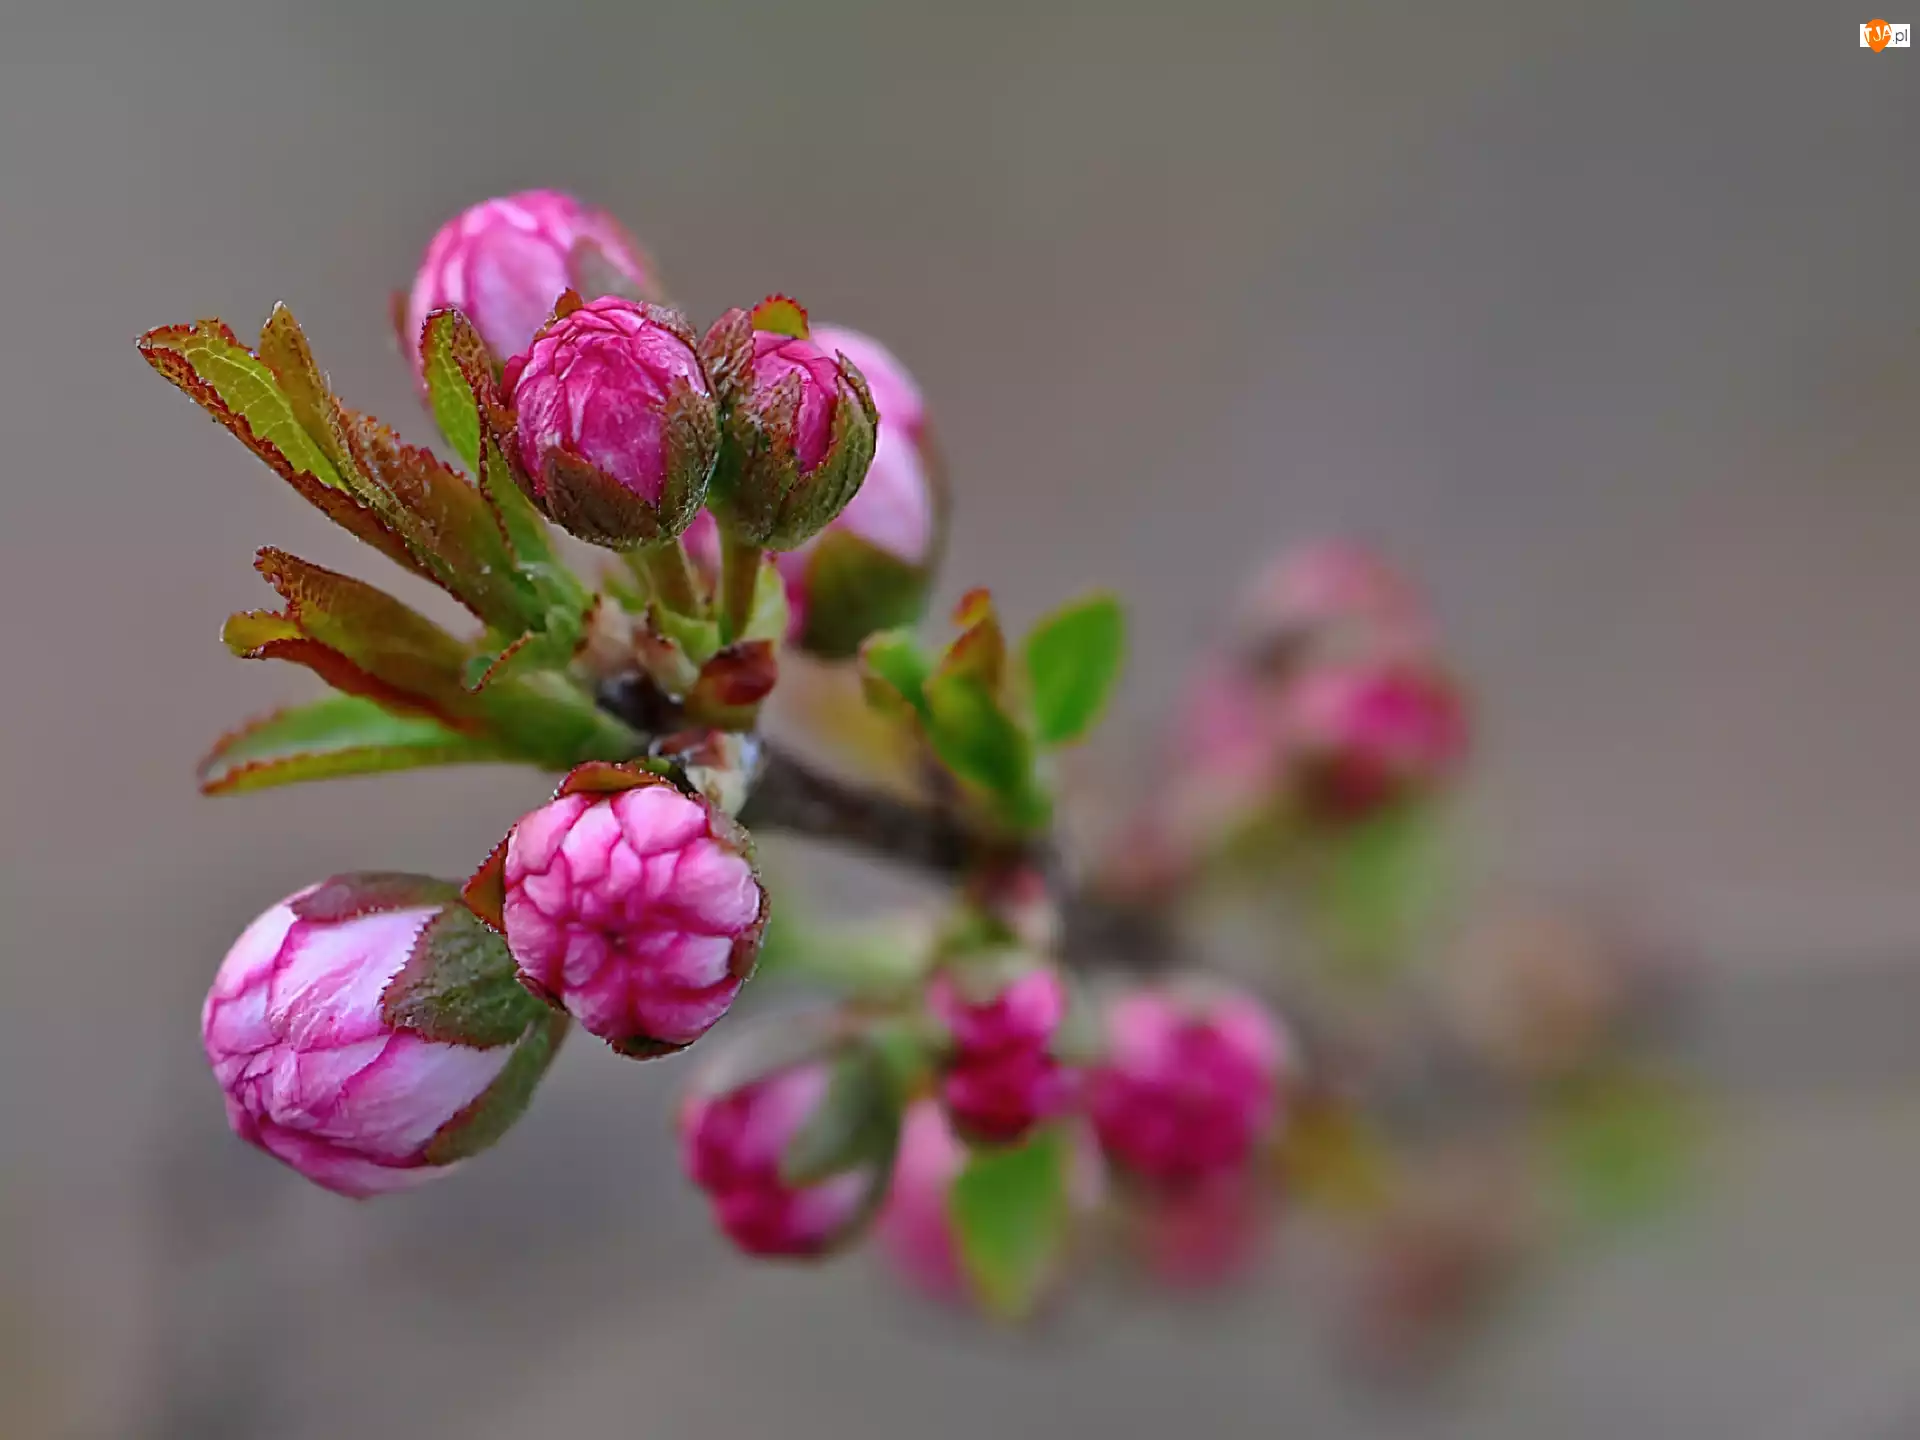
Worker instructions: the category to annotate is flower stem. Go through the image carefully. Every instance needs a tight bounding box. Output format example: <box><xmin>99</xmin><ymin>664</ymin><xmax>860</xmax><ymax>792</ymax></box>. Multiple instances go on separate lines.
<box><xmin>633</xmin><ymin>540</ymin><xmax>703</xmax><ymax>617</ymax></box>
<box><xmin>719</xmin><ymin>533</ymin><xmax>764</xmax><ymax>644</ymax></box>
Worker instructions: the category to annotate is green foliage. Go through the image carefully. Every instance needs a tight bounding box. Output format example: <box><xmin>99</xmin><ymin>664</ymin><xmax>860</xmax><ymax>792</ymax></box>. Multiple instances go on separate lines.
<box><xmin>1023</xmin><ymin>591</ymin><xmax>1125</xmax><ymax>747</ymax></box>
<box><xmin>1306</xmin><ymin>802</ymin><xmax>1447</xmax><ymax>978</ymax></box>
<box><xmin>796</xmin><ymin>530</ymin><xmax>930</xmax><ymax>659</ymax></box>
<box><xmin>198</xmin><ymin>696</ymin><xmax>512</xmax><ymax>794</ymax></box>
<box><xmin>1545</xmin><ymin>1067</ymin><xmax>1695</xmax><ymax>1231</ymax></box>
<box><xmin>381</xmin><ymin>903</ymin><xmax>550</xmax><ymax>1048</ymax></box>
<box><xmin>948</xmin><ymin>1127</ymin><xmax>1071</xmax><ymax>1320</ymax></box>
<box><xmin>922</xmin><ymin>671</ymin><xmax>1050</xmax><ymax>831</ymax></box>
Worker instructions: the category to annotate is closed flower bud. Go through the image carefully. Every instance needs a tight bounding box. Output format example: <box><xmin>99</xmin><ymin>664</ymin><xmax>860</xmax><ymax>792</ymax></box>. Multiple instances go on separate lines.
<box><xmin>1090</xmin><ymin>986</ymin><xmax>1291</xmax><ymax>1190</ymax></box>
<box><xmin>1282</xmin><ymin>657</ymin><xmax>1468</xmax><ymax>819</ymax></box>
<box><xmin>928</xmin><ymin>965</ymin><xmax>1076</xmax><ymax>1144</ymax></box>
<box><xmin>681</xmin><ymin>322</ymin><xmax>941</xmax><ymax>655</ymax></box>
<box><xmin>501</xmin><ymin>773</ymin><xmax>767</xmax><ymax>1056</ymax></box>
<box><xmin>1236</xmin><ymin>540</ymin><xmax>1428</xmax><ymax>661</ymax></box>
<box><xmin>504</xmin><ymin>296</ymin><xmax>719</xmax><ymax>549</ymax></box>
<box><xmin>702</xmin><ymin>301</ymin><xmax>878</xmax><ymax>552</ymax></box>
<box><xmin>202</xmin><ymin>880</ymin><xmax>562</xmax><ymax>1198</ymax></box>
<box><xmin>678</xmin><ymin>1025</ymin><xmax>899</xmax><ymax>1258</ymax></box>
<box><xmin>406</xmin><ymin>189</ymin><xmax>657</xmax><ymax>375</ymax></box>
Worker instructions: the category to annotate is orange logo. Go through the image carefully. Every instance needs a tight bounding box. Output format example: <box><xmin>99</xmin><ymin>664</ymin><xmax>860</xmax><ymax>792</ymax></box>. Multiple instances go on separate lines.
<box><xmin>1865</xmin><ymin>18</ymin><xmax>1894</xmax><ymax>48</ymax></box>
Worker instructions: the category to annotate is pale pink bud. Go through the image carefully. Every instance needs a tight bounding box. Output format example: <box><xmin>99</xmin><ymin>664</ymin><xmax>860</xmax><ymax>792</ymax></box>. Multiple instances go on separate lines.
<box><xmin>875</xmin><ymin>1099</ymin><xmax>969</xmax><ymax>1298</ymax></box>
<box><xmin>1090</xmin><ymin>987</ymin><xmax>1290</xmax><ymax>1189</ymax></box>
<box><xmin>1283</xmin><ymin>658</ymin><xmax>1468</xmax><ymax>818</ymax></box>
<box><xmin>809</xmin><ymin>324</ymin><xmax>936</xmax><ymax>568</ymax></box>
<box><xmin>679</xmin><ymin>1060</ymin><xmax>882</xmax><ymax>1257</ymax></box>
<box><xmin>1237</xmin><ymin>540</ymin><xmax>1428</xmax><ymax>654</ymax></box>
<box><xmin>201</xmin><ymin>891</ymin><xmax>515</xmax><ymax>1197</ymax></box>
<box><xmin>501</xmin><ymin>781</ymin><xmax>766</xmax><ymax>1056</ymax></box>
<box><xmin>505</xmin><ymin>296</ymin><xmax>714</xmax><ymax>517</ymax></box>
<box><xmin>406</xmin><ymin>189</ymin><xmax>655</xmax><ymax>373</ymax></box>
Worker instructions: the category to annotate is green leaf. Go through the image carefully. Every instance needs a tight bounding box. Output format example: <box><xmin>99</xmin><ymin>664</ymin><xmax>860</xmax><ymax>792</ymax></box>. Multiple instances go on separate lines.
<box><xmin>948</xmin><ymin>1128</ymin><xmax>1071</xmax><ymax>1320</ymax></box>
<box><xmin>1023</xmin><ymin>591</ymin><xmax>1125</xmax><ymax>747</ymax></box>
<box><xmin>858</xmin><ymin>629</ymin><xmax>933</xmax><ymax>720</ymax></box>
<box><xmin>420</xmin><ymin>310</ymin><xmax>486</xmax><ymax>473</ymax></box>
<box><xmin>138</xmin><ymin>319</ymin><xmax>345</xmax><ymax>492</ymax></box>
<box><xmin>1307</xmin><ymin>802</ymin><xmax>1447</xmax><ymax>978</ymax></box>
<box><xmin>923</xmin><ymin>673</ymin><xmax>1050</xmax><ymax>831</ymax></box>
<box><xmin>1545</xmin><ymin>1068</ymin><xmax>1695</xmax><ymax>1231</ymax></box>
<box><xmin>381</xmin><ymin>903</ymin><xmax>549</xmax><ymax>1048</ymax></box>
<box><xmin>292</xmin><ymin>871</ymin><xmax>461</xmax><ymax>923</ymax></box>
<box><xmin>423</xmin><ymin>1012</ymin><xmax>569</xmax><ymax>1164</ymax></box>
<box><xmin>199</xmin><ymin>697</ymin><xmax>510</xmax><ymax>794</ymax></box>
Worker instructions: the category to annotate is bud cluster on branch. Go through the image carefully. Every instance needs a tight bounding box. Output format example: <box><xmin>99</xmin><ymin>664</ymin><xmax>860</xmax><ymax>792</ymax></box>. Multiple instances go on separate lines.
<box><xmin>141</xmin><ymin>188</ymin><xmax>1686</xmax><ymax>1363</ymax></box>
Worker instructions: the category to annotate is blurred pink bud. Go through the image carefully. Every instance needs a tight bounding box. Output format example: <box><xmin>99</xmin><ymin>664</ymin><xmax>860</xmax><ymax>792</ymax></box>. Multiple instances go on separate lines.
<box><xmin>928</xmin><ymin>966</ymin><xmax>1067</xmax><ymax>1054</ymax></box>
<box><xmin>941</xmin><ymin>1047</ymin><xmax>1079</xmax><ymax>1146</ymax></box>
<box><xmin>1130</xmin><ymin>1172</ymin><xmax>1275</xmax><ymax>1289</ymax></box>
<box><xmin>502</xmin><ymin>780</ymin><xmax>766</xmax><ymax>1056</ymax></box>
<box><xmin>406</xmin><ymin>190</ymin><xmax>655</xmax><ymax>372</ymax></box>
<box><xmin>809</xmin><ymin>324</ymin><xmax>937</xmax><ymax>568</ymax></box>
<box><xmin>875</xmin><ymin>1099</ymin><xmax>969</xmax><ymax>1298</ymax></box>
<box><xmin>505</xmin><ymin>297</ymin><xmax>715</xmax><ymax>538</ymax></box>
<box><xmin>1090</xmin><ymin>987</ymin><xmax>1290</xmax><ymax>1189</ymax></box>
<box><xmin>1237</xmin><ymin>540</ymin><xmax>1428</xmax><ymax>654</ymax></box>
<box><xmin>1283</xmin><ymin>658</ymin><xmax>1468</xmax><ymax>819</ymax></box>
<box><xmin>202</xmin><ymin>891</ymin><xmax>516</xmax><ymax>1197</ymax></box>
<box><xmin>680</xmin><ymin>1059</ymin><xmax>886</xmax><ymax>1257</ymax></box>
<box><xmin>929</xmin><ymin>966</ymin><xmax>1076</xmax><ymax>1143</ymax></box>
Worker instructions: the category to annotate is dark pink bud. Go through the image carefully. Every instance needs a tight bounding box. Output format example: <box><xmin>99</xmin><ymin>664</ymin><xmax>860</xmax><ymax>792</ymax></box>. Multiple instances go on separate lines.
<box><xmin>679</xmin><ymin>1056</ymin><xmax>890</xmax><ymax>1258</ymax></box>
<box><xmin>748</xmin><ymin>331</ymin><xmax>846</xmax><ymax>474</ymax></box>
<box><xmin>202</xmin><ymin>886</ymin><xmax>554</xmax><ymax>1197</ymax></box>
<box><xmin>929</xmin><ymin>966</ymin><xmax>1075</xmax><ymax>1144</ymax></box>
<box><xmin>406</xmin><ymin>190</ymin><xmax>656</xmax><ymax>374</ymax></box>
<box><xmin>1090</xmin><ymin>987</ymin><xmax>1290</xmax><ymax>1190</ymax></box>
<box><xmin>501</xmin><ymin>778</ymin><xmax>766</xmax><ymax>1056</ymax></box>
<box><xmin>1283</xmin><ymin>658</ymin><xmax>1468</xmax><ymax>818</ymax></box>
<box><xmin>928</xmin><ymin>966</ymin><xmax>1067</xmax><ymax>1054</ymax></box>
<box><xmin>506</xmin><ymin>296</ymin><xmax>713</xmax><ymax>515</ymax></box>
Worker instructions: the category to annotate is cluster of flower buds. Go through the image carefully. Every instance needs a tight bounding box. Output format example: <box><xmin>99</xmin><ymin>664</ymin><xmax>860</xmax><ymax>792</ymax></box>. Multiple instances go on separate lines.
<box><xmin>403</xmin><ymin>192</ymin><xmax>940</xmax><ymax>664</ymax></box>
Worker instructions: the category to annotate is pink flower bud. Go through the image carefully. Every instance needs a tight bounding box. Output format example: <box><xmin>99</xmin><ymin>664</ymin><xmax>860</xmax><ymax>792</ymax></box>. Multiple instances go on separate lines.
<box><xmin>1128</xmin><ymin>1173</ymin><xmax>1275</xmax><ymax>1289</ymax></box>
<box><xmin>501</xmin><ymin>779</ymin><xmax>766</xmax><ymax>1056</ymax></box>
<box><xmin>504</xmin><ymin>297</ymin><xmax>716</xmax><ymax>542</ymax></box>
<box><xmin>928</xmin><ymin>967</ymin><xmax>1076</xmax><ymax>1144</ymax></box>
<box><xmin>928</xmin><ymin>966</ymin><xmax>1067</xmax><ymax>1054</ymax></box>
<box><xmin>748</xmin><ymin>331</ymin><xmax>847</xmax><ymax>474</ymax></box>
<box><xmin>807</xmin><ymin>324</ymin><xmax>937</xmax><ymax>570</ymax></box>
<box><xmin>1089</xmin><ymin>987</ymin><xmax>1290</xmax><ymax>1189</ymax></box>
<box><xmin>875</xmin><ymin>1099</ymin><xmax>969</xmax><ymax>1298</ymax></box>
<box><xmin>679</xmin><ymin>1058</ymin><xmax>887</xmax><ymax>1257</ymax></box>
<box><xmin>1282</xmin><ymin>658</ymin><xmax>1468</xmax><ymax>818</ymax></box>
<box><xmin>202</xmin><ymin>890</ymin><xmax>520</xmax><ymax>1197</ymax></box>
<box><xmin>406</xmin><ymin>190</ymin><xmax>655</xmax><ymax>373</ymax></box>
<box><xmin>1237</xmin><ymin>540</ymin><xmax>1428</xmax><ymax>655</ymax></box>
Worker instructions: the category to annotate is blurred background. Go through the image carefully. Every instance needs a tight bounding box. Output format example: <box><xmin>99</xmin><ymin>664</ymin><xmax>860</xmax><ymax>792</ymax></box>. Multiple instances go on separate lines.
<box><xmin>3</xmin><ymin>1</ymin><xmax>1918</xmax><ymax>1435</ymax></box>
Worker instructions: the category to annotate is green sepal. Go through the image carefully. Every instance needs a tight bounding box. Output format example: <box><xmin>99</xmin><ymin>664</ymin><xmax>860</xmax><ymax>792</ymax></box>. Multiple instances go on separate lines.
<box><xmin>380</xmin><ymin>902</ymin><xmax>550</xmax><ymax>1048</ymax></box>
<box><xmin>794</xmin><ymin>529</ymin><xmax>931</xmax><ymax>660</ymax></box>
<box><xmin>1303</xmin><ymin>801</ymin><xmax>1448</xmax><ymax>979</ymax></box>
<box><xmin>948</xmin><ymin>1126</ymin><xmax>1072</xmax><ymax>1320</ymax></box>
<box><xmin>292</xmin><ymin>872</ymin><xmax>460</xmax><ymax>924</ymax></box>
<box><xmin>779</xmin><ymin>1041</ymin><xmax>901</xmax><ymax>1188</ymax></box>
<box><xmin>198</xmin><ymin>696</ymin><xmax>512</xmax><ymax>795</ymax></box>
<box><xmin>422</xmin><ymin>1011</ymin><xmax>570</xmax><ymax>1165</ymax></box>
<box><xmin>1023</xmin><ymin>591</ymin><xmax>1126</xmax><ymax>747</ymax></box>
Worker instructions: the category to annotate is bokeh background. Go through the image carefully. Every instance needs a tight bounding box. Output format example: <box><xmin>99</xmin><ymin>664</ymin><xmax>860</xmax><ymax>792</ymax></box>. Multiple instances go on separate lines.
<box><xmin>3</xmin><ymin>2</ymin><xmax>1918</xmax><ymax>1435</ymax></box>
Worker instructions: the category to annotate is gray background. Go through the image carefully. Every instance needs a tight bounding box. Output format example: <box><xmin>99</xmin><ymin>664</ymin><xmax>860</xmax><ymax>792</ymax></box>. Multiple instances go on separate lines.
<box><xmin>3</xmin><ymin>1</ymin><xmax>1918</xmax><ymax>1436</ymax></box>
